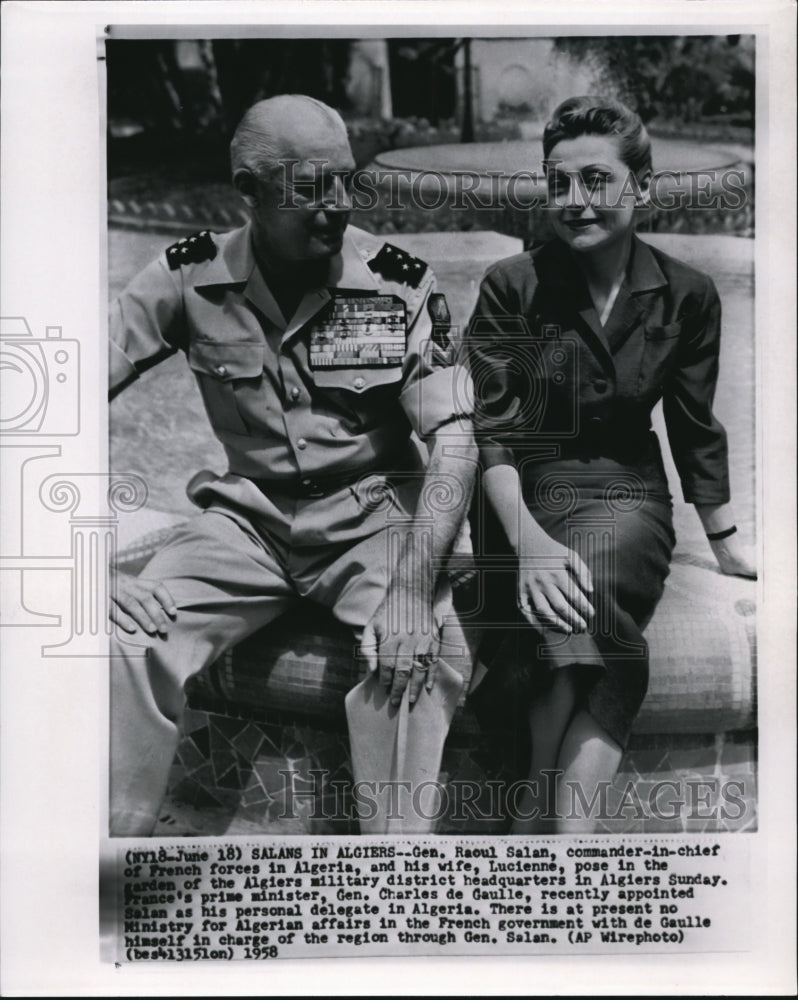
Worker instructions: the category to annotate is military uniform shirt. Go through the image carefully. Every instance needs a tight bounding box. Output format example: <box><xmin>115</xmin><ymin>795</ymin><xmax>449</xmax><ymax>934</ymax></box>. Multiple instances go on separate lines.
<box><xmin>110</xmin><ymin>224</ymin><xmax>472</xmax><ymax>487</ymax></box>
<box><xmin>108</xmin><ymin>226</ymin><xmax>476</xmax><ymax>837</ymax></box>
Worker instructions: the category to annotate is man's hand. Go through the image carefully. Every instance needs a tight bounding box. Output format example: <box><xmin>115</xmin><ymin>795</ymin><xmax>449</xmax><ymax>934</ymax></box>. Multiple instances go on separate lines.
<box><xmin>358</xmin><ymin>427</ymin><xmax>476</xmax><ymax>708</ymax></box>
<box><xmin>110</xmin><ymin>570</ymin><xmax>177</xmax><ymax>636</ymax></box>
<box><xmin>360</xmin><ymin>590</ymin><xmax>443</xmax><ymax>707</ymax></box>
<box><xmin>517</xmin><ymin>533</ymin><xmax>595</xmax><ymax>634</ymax></box>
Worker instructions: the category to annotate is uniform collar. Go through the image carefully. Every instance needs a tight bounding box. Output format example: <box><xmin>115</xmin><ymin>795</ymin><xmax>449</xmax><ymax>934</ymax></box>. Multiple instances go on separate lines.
<box><xmin>327</xmin><ymin>227</ymin><xmax>382</xmax><ymax>290</ymax></box>
<box><xmin>193</xmin><ymin>223</ymin><xmax>379</xmax><ymax>333</ymax></box>
<box><xmin>193</xmin><ymin>223</ymin><xmax>257</xmax><ymax>287</ymax></box>
<box><xmin>193</xmin><ymin>222</ymin><xmax>378</xmax><ymax>292</ymax></box>
<box><xmin>288</xmin><ymin>229</ymin><xmax>379</xmax><ymax>337</ymax></box>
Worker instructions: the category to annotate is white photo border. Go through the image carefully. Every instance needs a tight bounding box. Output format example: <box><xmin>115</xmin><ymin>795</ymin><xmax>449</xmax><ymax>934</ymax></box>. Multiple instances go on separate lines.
<box><xmin>1</xmin><ymin>1</ymin><xmax>795</xmax><ymax>996</ymax></box>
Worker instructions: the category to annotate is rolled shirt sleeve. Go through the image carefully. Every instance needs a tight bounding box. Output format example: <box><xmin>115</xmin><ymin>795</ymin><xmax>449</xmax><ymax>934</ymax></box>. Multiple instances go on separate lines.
<box><xmin>109</xmin><ymin>255</ymin><xmax>185</xmax><ymax>398</ymax></box>
<box><xmin>398</xmin><ymin>272</ymin><xmax>474</xmax><ymax>439</ymax></box>
<box><xmin>662</xmin><ymin>278</ymin><xmax>731</xmax><ymax>504</ymax></box>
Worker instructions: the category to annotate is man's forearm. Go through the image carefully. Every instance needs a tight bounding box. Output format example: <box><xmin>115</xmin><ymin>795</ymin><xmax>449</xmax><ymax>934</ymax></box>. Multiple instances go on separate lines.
<box><xmin>395</xmin><ymin>424</ymin><xmax>477</xmax><ymax>603</ymax></box>
<box><xmin>365</xmin><ymin>424</ymin><xmax>477</xmax><ymax>702</ymax></box>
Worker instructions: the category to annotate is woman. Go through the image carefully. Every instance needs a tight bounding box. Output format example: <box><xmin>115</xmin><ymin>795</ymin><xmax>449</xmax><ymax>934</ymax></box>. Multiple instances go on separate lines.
<box><xmin>466</xmin><ymin>96</ymin><xmax>755</xmax><ymax>833</ymax></box>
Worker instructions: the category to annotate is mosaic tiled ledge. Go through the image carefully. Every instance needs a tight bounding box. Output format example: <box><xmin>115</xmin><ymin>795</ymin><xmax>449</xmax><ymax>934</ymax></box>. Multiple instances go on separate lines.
<box><xmin>154</xmin><ymin>695</ymin><xmax>757</xmax><ymax>838</ymax></box>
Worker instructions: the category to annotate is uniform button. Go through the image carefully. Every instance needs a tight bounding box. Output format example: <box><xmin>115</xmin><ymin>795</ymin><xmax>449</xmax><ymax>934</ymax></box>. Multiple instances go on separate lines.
<box><xmin>353</xmin><ymin>377</ymin><xmax>366</xmax><ymax>390</ymax></box>
<box><xmin>297</xmin><ymin>438</ymin><xmax>308</xmax><ymax>450</ymax></box>
<box><xmin>301</xmin><ymin>477</ymin><xmax>311</xmax><ymax>486</ymax></box>
<box><xmin>594</xmin><ymin>379</ymin><xmax>608</xmax><ymax>393</ymax></box>
<box><xmin>290</xmin><ymin>386</ymin><xmax>301</xmax><ymax>401</ymax></box>
<box><xmin>590</xmin><ymin>416</ymin><xmax>602</xmax><ymax>425</ymax></box>
<box><xmin>216</xmin><ymin>364</ymin><xmax>228</xmax><ymax>377</ymax></box>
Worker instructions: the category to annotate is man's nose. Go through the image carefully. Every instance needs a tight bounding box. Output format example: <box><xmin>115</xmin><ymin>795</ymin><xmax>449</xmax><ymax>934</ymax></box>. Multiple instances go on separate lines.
<box><xmin>323</xmin><ymin>175</ymin><xmax>352</xmax><ymax>213</ymax></box>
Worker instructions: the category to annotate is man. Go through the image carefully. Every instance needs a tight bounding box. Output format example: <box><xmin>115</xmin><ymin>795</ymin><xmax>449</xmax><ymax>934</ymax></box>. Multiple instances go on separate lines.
<box><xmin>109</xmin><ymin>95</ymin><xmax>476</xmax><ymax>836</ymax></box>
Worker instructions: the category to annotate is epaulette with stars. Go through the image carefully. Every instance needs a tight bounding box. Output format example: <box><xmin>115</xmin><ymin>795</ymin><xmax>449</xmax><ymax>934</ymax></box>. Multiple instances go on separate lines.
<box><xmin>166</xmin><ymin>230</ymin><xmax>217</xmax><ymax>270</ymax></box>
<box><xmin>367</xmin><ymin>242</ymin><xmax>428</xmax><ymax>289</ymax></box>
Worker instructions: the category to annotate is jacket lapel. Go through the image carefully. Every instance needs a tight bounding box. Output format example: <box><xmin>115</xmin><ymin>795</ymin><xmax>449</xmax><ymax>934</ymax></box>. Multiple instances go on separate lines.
<box><xmin>533</xmin><ymin>241</ymin><xmax>615</xmax><ymax>372</ymax></box>
<box><xmin>602</xmin><ymin>236</ymin><xmax>668</xmax><ymax>354</ymax></box>
<box><xmin>534</xmin><ymin>236</ymin><xmax>668</xmax><ymax>366</ymax></box>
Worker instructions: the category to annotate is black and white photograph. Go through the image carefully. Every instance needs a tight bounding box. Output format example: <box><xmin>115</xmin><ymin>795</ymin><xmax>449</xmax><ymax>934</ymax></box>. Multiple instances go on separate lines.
<box><xmin>106</xmin><ymin>29</ymin><xmax>758</xmax><ymax>839</ymax></box>
<box><xmin>1</xmin><ymin>1</ymin><xmax>795</xmax><ymax>995</ymax></box>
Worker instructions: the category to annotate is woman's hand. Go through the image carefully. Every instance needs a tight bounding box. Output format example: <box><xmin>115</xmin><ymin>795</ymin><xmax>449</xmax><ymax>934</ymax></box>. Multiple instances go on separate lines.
<box><xmin>481</xmin><ymin>465</ymin><xmax>595</xmax><ymax>633</ymax></box>
<box><xmin>695</xmin><ymin>504</ymin><xmax>756</xmax><ymax>579</ymax></box>
<box><xmin>517</xmin><ymin>532</ymin><xmax>595</xmax><ymax>634</ymax></box>
<box><xmin>709</xmin><ymin>537</ymin><xmax>757</xmax><ymax>579</ymax></box>
<box><xmin>110</xmin><ymin>570</ymin><xmax>177</xmax><ymax>636</ymax></box>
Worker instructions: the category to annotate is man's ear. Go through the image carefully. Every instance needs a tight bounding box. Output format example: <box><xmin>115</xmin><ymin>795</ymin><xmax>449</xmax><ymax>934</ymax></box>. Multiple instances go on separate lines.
<box><xmin>233</xmin><ymin>168</ymin><xmax>259</xmax><ymax>208</ymax></box>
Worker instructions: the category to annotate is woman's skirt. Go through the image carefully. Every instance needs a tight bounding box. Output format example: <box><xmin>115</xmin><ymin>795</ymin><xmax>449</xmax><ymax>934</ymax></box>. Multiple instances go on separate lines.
<box><xmin>472</xmin><ymin>470</ymin><xmax>676</xmax><ymax>750</ymax></box>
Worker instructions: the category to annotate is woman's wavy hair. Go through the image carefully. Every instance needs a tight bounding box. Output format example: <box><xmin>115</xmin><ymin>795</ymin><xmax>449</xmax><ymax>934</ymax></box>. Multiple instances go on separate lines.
<box><xmin>543</xmin><ymin>96</ymin><xmax>652</xmax><ymax>179</ymax></box>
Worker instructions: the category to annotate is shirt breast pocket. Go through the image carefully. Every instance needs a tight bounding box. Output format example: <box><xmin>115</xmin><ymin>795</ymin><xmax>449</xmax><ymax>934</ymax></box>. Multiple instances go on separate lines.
<box><xmin>188</xmin><ymin>341</ymin><xmax>265</xmax><ymax>435</ymax></box>
<box><xmin>312</xmin><ymin>365</ymin><xmax>404</xmax><ymax>433</ymax></box>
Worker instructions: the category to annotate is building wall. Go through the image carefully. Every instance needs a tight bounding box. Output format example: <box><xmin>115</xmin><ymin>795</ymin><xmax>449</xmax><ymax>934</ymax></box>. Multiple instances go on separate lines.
<box><xmin>462</xmin><ymin>38</ymin><xmax>598</xmax><ymax>124</ymax></box>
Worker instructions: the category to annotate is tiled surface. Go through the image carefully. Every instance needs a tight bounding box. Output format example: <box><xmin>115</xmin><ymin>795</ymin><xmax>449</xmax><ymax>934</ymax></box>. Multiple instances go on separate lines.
<box><xmin>154</xmin><ymin>700</ymin><xmax>756</xmax><ymax>837</ymax></box>
<box><xmin>594</xmin><ymin>731</ymin><xmax>756</xmax><ymax>835</ymax></box>
<box><xmin>156</xmin><ymin>707</ymin><xmax>358</xmax><ymax>837</ymax></box>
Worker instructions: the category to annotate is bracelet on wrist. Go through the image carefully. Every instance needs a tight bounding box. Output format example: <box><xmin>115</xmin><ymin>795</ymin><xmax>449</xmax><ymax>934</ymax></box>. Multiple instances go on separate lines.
<box><xmin>706</xmin><ymin>525</ymin><xmax>737</xmax><ymax>541</ymax></box>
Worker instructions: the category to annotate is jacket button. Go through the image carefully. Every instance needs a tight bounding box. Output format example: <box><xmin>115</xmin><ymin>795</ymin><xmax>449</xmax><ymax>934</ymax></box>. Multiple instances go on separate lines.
<box><xmin>590</xmin><ymin>416</ymin><xmax>602</xmax><ymax>425</ymax></box>
<box><xmin>353</xmin><ymin>377</ymin><xmax>366</xmax><ymax>390</ymax></box>
<box><xmin>290</xmin><ymin>386</ymin><xmax>301</xmax><ymax>401</ymax></box>
<box><xmin>297</xmin><ymin>438</ymin><xmax>308</xmax><ymax>450</ymax></box>
<box><xmin>594</xmin><ymin>379</ymin><xmax>608</xmax><ymax>393</ymax></box>
<box><xmin>216</xmin><ymin>364</ymin><xmax>228</xmax><ymax>377</ymax></box>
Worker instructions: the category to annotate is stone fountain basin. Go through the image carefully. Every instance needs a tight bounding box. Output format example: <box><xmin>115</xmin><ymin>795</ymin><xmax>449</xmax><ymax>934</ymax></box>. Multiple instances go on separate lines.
<box><xmin>367</xmin><ymin>138</ymin><xmax>750</xmax><ymax>205</ymax></box>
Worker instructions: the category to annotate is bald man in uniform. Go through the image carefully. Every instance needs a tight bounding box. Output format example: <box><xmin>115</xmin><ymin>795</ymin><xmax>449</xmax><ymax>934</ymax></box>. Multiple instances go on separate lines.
<box><xmin>109</xmin><ymin>95</ymin><xmax>476</xmax><ymax>836</ymax></box>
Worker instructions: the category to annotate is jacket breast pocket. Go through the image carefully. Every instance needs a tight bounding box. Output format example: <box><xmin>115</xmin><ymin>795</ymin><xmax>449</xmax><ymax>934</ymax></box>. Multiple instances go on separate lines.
<box><xmin>644</xmin><ymin>322</ymin><xmax>682</xmax><ymax>341</ymax></box>
<box><xmin>188</xmin><ymin>341</ymin><xmax>265</xmax><ymax>435</ymax></box>
<box><xmin>637</xmin><ymin>322</ymin><xmax>683</xmax><ymax>396</ymax></box>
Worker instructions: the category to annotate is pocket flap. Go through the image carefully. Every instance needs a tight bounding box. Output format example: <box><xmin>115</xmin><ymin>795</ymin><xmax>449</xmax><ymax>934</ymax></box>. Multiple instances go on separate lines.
<box><xmin>311</xmin><ymin>366</ymin><xmax>403</xmax><ymax>392</ymax></box>
<box><xmin>644</xmin><ymin>322</ymin><xmax>682</xmax><ymax>341</ymax></box>
<box><xmin>188</xmin><ymin>341</ymin><xmax>265</xmax><ymax>380</ymax></box>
